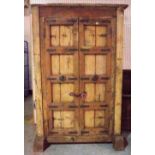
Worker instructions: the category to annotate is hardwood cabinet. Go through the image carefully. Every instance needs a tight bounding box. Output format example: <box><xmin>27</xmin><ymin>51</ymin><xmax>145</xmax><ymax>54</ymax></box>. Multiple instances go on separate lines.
<box><xmin>31</xmin><ymin>4</ymin><xmax>128</xmax><ymax>152</ymax></box>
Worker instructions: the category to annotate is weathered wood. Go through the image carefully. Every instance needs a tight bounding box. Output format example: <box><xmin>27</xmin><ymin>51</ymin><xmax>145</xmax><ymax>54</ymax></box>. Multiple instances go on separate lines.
<box><xmin>47</xmin><ymin>135</ymin><xmax>112</xmax><ymax>143</ymax></box>
<box><xmin>32</xmin><ymin>4</ymin><xmax>128</xmax><ymax>9</ymax></box>
<box><xmin>33</xmin><ymin>135</ymin><xmax>49</xmax><ymax>152</ymax></box>
<box><xmin>40</xmin><ymin>17</ymin><xmax>51</xmax><ymax>137</ymax></box>
<box><xmin>32</xmin><ymin>6</ymin><xmax>44</xmax><ymax>137</ymax></box>
<box><xmin>112</xmin><ymin>135</ymin><xmax>128</xmax><ymax>151</ymax></box>
<box><xmin>96</xmin><ymin>55</ymin><xmax>106</xmax><ymax>75</ymax></box>
<box><xmin>114</xmin><ymin>7</ymin><xmax>124</xmax><ymax>135</ymax></box>
<box><xmin>31</xmin><ymin>4</ymin><xmax>128</xmax><ymax>151</ymax></box>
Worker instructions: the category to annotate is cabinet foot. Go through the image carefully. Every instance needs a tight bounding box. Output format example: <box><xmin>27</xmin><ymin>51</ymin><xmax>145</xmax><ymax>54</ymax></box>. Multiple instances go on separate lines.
<box><xmin>112</xmin><ymin>135</ymin><xmax>128</xmax><ymax>151</ymax></box>
<box><xmin>33</xmin><ymin>135</ymin><xmax>50</xmax><ymax>152</ymax></box>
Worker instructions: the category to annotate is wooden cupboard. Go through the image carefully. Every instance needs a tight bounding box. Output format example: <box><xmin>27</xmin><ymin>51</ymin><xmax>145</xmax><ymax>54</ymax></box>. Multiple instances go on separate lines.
<box><xmin>31</xmin><ymin>4</ymin><xmax>128</xmax><ymax>152</ymax></box>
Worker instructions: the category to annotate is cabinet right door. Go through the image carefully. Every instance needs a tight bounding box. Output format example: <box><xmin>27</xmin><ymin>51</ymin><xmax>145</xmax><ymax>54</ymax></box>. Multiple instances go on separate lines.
<box><xmin>79</xmin><ymin>18</ymin><xmax>114</xmax><ymax>137</ymax></box>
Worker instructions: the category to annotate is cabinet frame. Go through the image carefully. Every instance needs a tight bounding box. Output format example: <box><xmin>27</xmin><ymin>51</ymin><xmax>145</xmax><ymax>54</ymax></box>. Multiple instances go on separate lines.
<box><xmin>31</xmin><ymin>4</ymin><xmax>128</xmax><ymax>152</ymax></box>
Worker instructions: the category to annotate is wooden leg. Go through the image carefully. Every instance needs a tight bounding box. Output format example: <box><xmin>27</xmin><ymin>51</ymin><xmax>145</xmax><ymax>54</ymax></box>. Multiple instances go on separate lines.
<box><xmin>33</xmin><ymin>135</ymin><xmax>50</xmax><ymax>152</ymax></box>
<box><xmin>112</xmin><ymin>135</ymin><xmax>128</xmax><ymax>151</ymax></box>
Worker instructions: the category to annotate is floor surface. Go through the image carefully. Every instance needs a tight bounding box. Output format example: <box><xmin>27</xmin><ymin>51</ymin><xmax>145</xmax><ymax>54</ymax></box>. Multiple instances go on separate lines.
<box><xmin>24</xmin><ymin>95</ymin><xmax>131</xmax><ymax>155</ymax></box>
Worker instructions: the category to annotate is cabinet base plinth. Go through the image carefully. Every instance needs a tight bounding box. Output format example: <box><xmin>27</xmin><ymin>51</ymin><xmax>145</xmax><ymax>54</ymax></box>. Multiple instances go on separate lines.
<box><xmin>112</xmin><ymin>135</ymin><xmax>128</xmax><ymax>151</ymax></box>
<box><xmin>33</xmin><ymin>135</ymin><xmax>50</xmax><ymax>152</ymax></box>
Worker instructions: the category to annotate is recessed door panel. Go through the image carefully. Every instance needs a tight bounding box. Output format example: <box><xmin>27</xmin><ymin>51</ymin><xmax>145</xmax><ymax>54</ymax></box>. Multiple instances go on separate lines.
<box><xmin>51</xmin><ymin>55</ymin><xmax>74</xmax><ymax>75</ymax></box>
<box><xmin>95</xmin><ymin>110</ymin><xmax>105</xmax><ymax>127</ymax></box>
<box><xmin>85</xmin><ymin>83</ymin><xmax>95</xmax><ymax>102</ymax></box>
<box><xmin>52</xmin><ymin>84</ymin><xmax>61</xmax><ymax>102</ymax></box>
<box><xmin>84</xmin><ymin>26</ymin><xmax>95</xmax><ymax>47</ymax></box>
<box><xmin>60</xmin><ymin>26</ymin><xmax>73</xmax><ymax>46</ymax></box>
<box><xmin>51</xmin><ymin>55</ymin><xmax>59</xmax><ymax>75</ymax></box>
<box><xmin>60</xmin><ymin>55</ymin><xmax>74</xmax><ymax>75</ymax></box>
<box><xmin>85</xmin><ymin>55</ymin><xmax>95</xmax><ymax>75</ymax></box>
<box><xmin>61</xmin><ymin>83</ymin><xmax>74</xmax><ymax>102</ymax></box>
<box><xmin>95</xmin><ymin>84</ymin><xmax>106</xmax><ymax>102</ymax></box>
<box><xmin>96</xmin><ymin>55</ymin><xmax>107</xmax><ymax>75</ymax></box>
<box><xmin>50</xmin><ymin>25</ymin><xmax>74</xmax><ymax>47</ymax></box>
<box><xmin>84</xmin><ymin>55</ymin><xmax>107</xmax><ymax>75</ymax></box>
<box><xmin>84</xmin><ymin>110</ymin><xmax>107</xmax><ymax>128</ymax></box>
<box><xmin>51</xmin><ymin>26</ymin><xmax>59</xmax><ymax>46</ymax></box>
<box><xmin>53</xmin><ymin>111</ymin><xmax>76</xmax><ymax>128</ymax></box>
<box><xmin>96</xmin><ymin>26</ymin><xmax>107</xmax><ymax>47</ymax></box>
<box><xmin>85</xmin><ymin>111</ymin><xmax>94</xmax><ymax>127</ymax></box>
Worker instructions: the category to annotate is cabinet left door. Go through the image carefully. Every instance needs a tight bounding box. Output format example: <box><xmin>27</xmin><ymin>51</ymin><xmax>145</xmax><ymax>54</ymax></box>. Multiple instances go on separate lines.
<box><xmin>40</xmin><ymin>17</ymin><xmax>80</xmax><ymax>137</ymax></box>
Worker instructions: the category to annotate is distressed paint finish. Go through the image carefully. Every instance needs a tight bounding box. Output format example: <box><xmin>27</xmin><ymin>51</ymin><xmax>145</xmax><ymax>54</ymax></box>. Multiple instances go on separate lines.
<box><xmin>32</xmin><ymin>6</ymin><xmax>44</xmax><ymax>137</ymax></box>
<box><xmin>114</xmin><ymin>7</ymin><xmax>124</xmax><ymax>135</ymax></box>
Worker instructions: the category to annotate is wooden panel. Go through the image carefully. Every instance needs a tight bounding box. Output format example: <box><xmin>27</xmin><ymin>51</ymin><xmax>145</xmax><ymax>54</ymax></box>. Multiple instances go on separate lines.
<box><xmin>95</xmin><ymin>84</ymin><xmax>106</xmax><ymax>101</ymax></box>
<box><xmin>52</xmin><ymin>84</ymin><xmax>60</xmax><ymax>102</ymax></box>
<box><xmin>96</xmin><ymin>55</ymin><xmax>106</xmax><ymax>75</ymax></box>
<box><xmin>51</xmin><ymin>26</ymin><xmax>59</xmax><ymax>46</ymax></box>
<box><xmin>60</xmin><ymin>55</ymin><xmax>74</xmax><ymax>75</ymax></box>
<box><xmin>85</xmin><ymin>83</ymin><xmax>95</xmax><ymax>102</ymax></box>
<box><xmin>32</xmin><ymin>6</ymin><xmax>44</xmax><ymax>137</ymax></box>
<box><xmin>60</xmin><ymin>26</ymin><xmax>73</xmax><ymax>46</ymax></box>
<box><xmin>62</xmin><ymin>111</ymin><xmax>75</xmax><ymax>128</ymax></box>
<box><xmin>114</xmin><ymin>7</ymin><xmax>124</xmax><ymax>135</ymax></box>
<box><xmin>85</xmin><ymin>111</ymin><xmax>94</xmax><ymax>127</ymax></box>
<box><xmin>61</xmin><ymin>84</ymin><xmax>74</xmax><ymax>102</ymax></box>
<box><xmin>85</xmin><ymin>55</ymin><xmax>95</xmax><ymax>75</ymax></box>
<box><xmin>53</xmin><ymin>111</ymin><xmax>61</xmax><ymax>128</ymax></box>
<box><xmin>96</xmin><ymin>26</ymin><xmax>107</xmax><ymax>47</ymax></box>
<box><xmin>53</xmin><ymin>111</ymin><xmax>75</xmax><ymax>129</ymax></box>
<box><xmin>95</xmin><ymin>110</ymin><xmax>105</xmax><ymax>127</ymax></box>
<box><xmin>51</xmin><ymin>55</ymin><xmax>59</xmax><ymax>74</ymax></box>
<box><xmin>84</xmin><ymin>26</ymin><xmax>95</xmax><ymax>47</ymax></box>
<box><xmin>34</xmin><ymin>5</ymin><xmax>128</xmax><ymax>146</ymax></box>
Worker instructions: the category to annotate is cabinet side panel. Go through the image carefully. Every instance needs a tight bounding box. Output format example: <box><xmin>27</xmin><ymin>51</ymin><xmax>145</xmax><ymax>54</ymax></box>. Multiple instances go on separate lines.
<box><xmin>32</xmin><ymin>6</ymin><xmax>44</xmax><ymax>137</ymax></box>
<box><xmin>114</xmin><ymin>7</ymin><xmax>124</xmax><ymax>135</ymax></box>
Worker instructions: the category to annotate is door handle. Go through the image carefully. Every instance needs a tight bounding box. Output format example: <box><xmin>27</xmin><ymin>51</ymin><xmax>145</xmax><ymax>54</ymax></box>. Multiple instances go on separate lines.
<box><xmin>69</xmin><ymin>91</ymin><xmax>87</xmax><ymax>98</ymax></box>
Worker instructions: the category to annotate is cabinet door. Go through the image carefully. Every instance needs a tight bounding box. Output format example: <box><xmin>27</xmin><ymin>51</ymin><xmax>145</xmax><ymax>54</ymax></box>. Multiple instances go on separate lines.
<box><xmin>42</xmin><ymin>18</ymin><xmax>80</xmax><ymax>136</ymax></box>
<box><xmin>41</xmin><ymin>17</ymin><xmax>114</xmax><ymax>140</ymax></box>
<box><xmin>79</xmin><ymin>18</ymin><xmax>114</xmax><ymax>136</ymax></box>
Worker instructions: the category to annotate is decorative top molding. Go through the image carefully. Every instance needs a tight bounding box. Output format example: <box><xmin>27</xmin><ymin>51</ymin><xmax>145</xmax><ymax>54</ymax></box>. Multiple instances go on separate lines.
<box><xmin>30</xmin><ymin>0</ymin><xmax>130</xmax><ymax>4</ymax></box>
<box><xmin>30</xmin><ymin>0</ymin><xmax>129</xmax><ymax>9</ymax></box>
